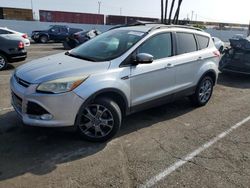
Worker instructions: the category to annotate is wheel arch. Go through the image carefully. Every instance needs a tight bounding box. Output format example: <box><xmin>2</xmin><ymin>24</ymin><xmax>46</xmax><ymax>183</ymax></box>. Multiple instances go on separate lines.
<box><xmin>198</xmin><ymin>69</ymin><xmax>217</xmax><ymax>86</ymax></box>
<box><xmin>76</xmin><ymin>88</ymin><xmax>129</xmax><ymax>121</ymax></box>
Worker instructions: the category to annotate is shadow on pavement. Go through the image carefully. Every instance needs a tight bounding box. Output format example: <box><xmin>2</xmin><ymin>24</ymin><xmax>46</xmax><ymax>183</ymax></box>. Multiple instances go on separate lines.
<box><xmin>217</xmin><ymin>73</ymin><xmax>250</xmax><ymax>89</ymax></box>
<box><xmin>0</xmin><ymin>98</ymin><xmax>194</xmax><ymax>181</ymax></box>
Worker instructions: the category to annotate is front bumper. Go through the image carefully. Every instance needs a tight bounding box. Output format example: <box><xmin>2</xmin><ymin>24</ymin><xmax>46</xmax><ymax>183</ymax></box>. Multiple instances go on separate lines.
<box><xmin>10</xmin><ymin>75</ymin><xmax>85</xmax><ymax>127</ymax></box>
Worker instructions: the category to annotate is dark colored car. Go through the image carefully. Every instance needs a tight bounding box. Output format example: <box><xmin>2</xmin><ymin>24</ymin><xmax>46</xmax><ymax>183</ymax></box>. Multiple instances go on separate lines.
<box><xmin>31</xmin><ymin>25</ymin><xmax>83</xmax><ymax>43</ymax></box>
<box><xmin>63</xmin><ymin>29</ymin><xmax>101</xmax><ymax>50</ymax></box>
<box><xmin>0</xmin><ymin>35</ymin><xmax>27</xmax><ymax>70</ymax></box>
<box><xmin>219</xmin><ymin>36</ymin><xmax>250</xmax><ymax>75</ymax></box>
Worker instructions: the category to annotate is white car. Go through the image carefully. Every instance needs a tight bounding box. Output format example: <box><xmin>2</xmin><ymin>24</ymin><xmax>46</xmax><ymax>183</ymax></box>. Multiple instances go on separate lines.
<box><xmin>212</xmin><ymin>37</ymin><xmax>225</xmax><ymax>53</ymax></box>
<box><xmin>0</xmin><ymin>27</ymin><xmax>30</xmax><ymax>46</ymax></box>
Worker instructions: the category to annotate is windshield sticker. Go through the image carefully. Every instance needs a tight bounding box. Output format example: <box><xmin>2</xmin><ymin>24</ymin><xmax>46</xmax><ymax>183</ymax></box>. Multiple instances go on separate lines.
<box><xmin>128</xmin><ymin>31</ymin><xmax>144</xmax><ymax>36</ymax></box>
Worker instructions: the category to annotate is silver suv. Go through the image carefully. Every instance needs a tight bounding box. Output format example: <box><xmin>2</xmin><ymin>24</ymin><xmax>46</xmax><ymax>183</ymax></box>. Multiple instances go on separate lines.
<box><xmin>10</xmin><ymin>24</ymin><xmax>220</xmax><ymax>142</ymax></box>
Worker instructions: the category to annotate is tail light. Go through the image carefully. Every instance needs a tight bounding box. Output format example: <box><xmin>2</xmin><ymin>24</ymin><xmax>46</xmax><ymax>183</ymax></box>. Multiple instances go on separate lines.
<box><xmin>18</xmin><ymin>41</ymin><xmax>24</xmax><ymax>49</ymax></box>
<box><xmin>22</xmin><ymin>34</ymin><xmax>28</xmax><ymax>39</ymax></box>
<box><xmin>213</xmin><ymin>50</ymin><xmax>221</xmax><ymax>57</ymax></box>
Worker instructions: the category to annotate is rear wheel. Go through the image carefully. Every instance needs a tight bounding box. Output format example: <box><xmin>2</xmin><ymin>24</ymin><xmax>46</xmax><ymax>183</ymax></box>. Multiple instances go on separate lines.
<box><xmin>0</xmin><ymin>54</ymin><xmax>8</xmax><ymax>71</ymax></box>
<box><xmin>39</xmin><ymin>35</ymin><xmax>48</xmax><ymax>43</ymax></box>
<box><xmin>190</xmin><ymin>76</ymin><xmax>214</xmax><ymax>107</ymax></box>
<box><xmin>76</xmin><ymin>98</ymin><xmax>122</xmax><ymax>142</ymax></box>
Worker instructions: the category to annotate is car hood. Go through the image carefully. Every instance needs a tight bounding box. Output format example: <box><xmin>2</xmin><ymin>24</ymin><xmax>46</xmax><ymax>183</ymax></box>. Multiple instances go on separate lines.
<box><xmin>15</xmin><ymin>53</ymin><xmax>111</xmax><ymax>84</ymax></box>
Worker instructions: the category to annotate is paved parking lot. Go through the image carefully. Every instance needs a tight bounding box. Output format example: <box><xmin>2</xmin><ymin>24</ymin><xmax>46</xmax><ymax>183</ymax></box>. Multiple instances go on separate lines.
<box><xmin>1</xmin><ymin>43</ymin><xmax>250</xmax><ymax>188</ymax></box>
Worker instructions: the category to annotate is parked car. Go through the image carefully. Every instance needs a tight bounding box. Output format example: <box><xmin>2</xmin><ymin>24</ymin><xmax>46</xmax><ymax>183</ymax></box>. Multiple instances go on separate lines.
<box><xmin>31</xmin><ymin>25</ymin><xmax>83</xmax><ymax>43</ymax></box>
<box><xmin>219</xmin><ymin>36</ymin><xmax>250</xmax><ymax>74</ymax></box>
<box><xmin>11</xmin><ymin>24</ymin><xmax>220</xmax><ymax>142</ymax></box>
<box><xmin>63</xmin><ymin>29</ymin><xmax>101</xmax><ymax>50</ymax></box>
<box><xmin>0</xmin><ymin>27</ymin><xmax>30</xmax><ymax>46</ymax></box>
<box><xmin>232</xmin><ymin>34</ymin><xmax>244</xmax><ymax>40</ymax></box>
<box><xmin>212</xmin><ymin>37</ymin><xmax>225</xmax><ymax>53</ymax></box>
<box><xmin>0</xmin><ymin>35</ymin><xmax>27</xmax><ymax>70</ymax></box>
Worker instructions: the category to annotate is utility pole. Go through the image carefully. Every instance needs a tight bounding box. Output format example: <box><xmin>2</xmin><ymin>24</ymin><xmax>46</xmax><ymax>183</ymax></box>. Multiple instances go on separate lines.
<box><xmin>31</xmin><ymin>0</ymin><xmax>35</xmax><ymax>20</ymax></box>
<box><xmin>120</xmin><ymin>8</ymin><xmax>122</xmax><ymax>15</ymax></box>
<box><xmin>191</xmin><ymin>10</ymin><xmax>194</xmax><ymax>21</ymax></box>
<box><xmin>98</xmin><ymin>1</ymin><xmax>101</xmax><ymax>14</ymax></box>
<box><xmin>248</xmin><ymin>20</ymin><xmax>250</xmax><ymax>36</ymax></box>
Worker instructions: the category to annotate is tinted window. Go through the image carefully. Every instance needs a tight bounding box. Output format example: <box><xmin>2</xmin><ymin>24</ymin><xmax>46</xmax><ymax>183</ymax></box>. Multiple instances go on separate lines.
<box><xmin>138</xmin><ymin>33</ymin><xmax>172</xmax><ymax>60</ymax></box>
<box><xmin>196</xmin><ymin>35</ymin><xmax>209</xmax><ymax>49</ymax></box>
<box><xmin>176</xmin><ymin>33</ymin><xmax>197</xmax><ymax>55</ymax></box>
<box><xmin>60</xmin><ymin>28</ymin><xmax>68</xmax><ymax>33</ymax></box>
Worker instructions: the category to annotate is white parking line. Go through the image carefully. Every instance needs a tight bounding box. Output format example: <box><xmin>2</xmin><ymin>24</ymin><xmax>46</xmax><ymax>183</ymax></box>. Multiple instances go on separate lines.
<box><xmin>140</xmin><ymin>115</ymin><xmax>250</xmax><ymax>188</ymax></box>
<box><xmin>0</xmin><ymin>107</ymin><xmax>14</xmax><ymax>112</ymax></box>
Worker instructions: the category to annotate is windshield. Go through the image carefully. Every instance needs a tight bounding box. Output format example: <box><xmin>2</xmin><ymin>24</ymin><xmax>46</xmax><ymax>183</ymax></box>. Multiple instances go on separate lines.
<box><xmin>69</xmin><ymin>29</ymin><xmax>146</xmax><ymax>62</ymax></box>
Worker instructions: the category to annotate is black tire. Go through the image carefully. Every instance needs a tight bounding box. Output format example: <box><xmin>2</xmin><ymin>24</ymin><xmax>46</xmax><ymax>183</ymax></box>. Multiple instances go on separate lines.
<box><xmin>0</xmin><ymin>53</ymin><xmax>8</xmax><ymax>71</ymax></box>
<box><xmin>76</xmin><ymin>97</ymin><xmax>122</xmax><ymax>142</ymax></box>
<box><xmin>39</xmin><ymin>35</ymin><xmax>48</xmax><ymax>43</ymax></box>
<box><xmin>219</xmin><ymin>46</ymin><xmax>224</xmax><ymax>54</ymax></box>
<box><xmin>190</xmin><ymin>76</ymin><xmax>214</xmax><ymax>107</ymax></box>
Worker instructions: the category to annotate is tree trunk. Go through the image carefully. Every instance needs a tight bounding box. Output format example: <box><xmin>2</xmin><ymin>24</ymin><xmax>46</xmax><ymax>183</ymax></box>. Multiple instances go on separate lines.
<box><xmin>164</xmin><ymin>0</ymin><xmax>168</xmax><ymax>24</ymax></box>
<box><xmin>173</xmin><ymin>0</ymin><xmax>183</xmax><ymax>24</ymax></box>
<box><xmin>161</xmin><ymin>0</ymin><xmax>164</xmax><ymax>23</ymax></box>
<box><xmin>168</xmin><ymin>0</ymin><xmax>176</xmax><ymax>24</ymax></box>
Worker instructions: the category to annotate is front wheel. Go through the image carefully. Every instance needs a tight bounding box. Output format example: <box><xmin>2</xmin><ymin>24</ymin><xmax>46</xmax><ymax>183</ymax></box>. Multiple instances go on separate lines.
<box><xmin>39</xmin><ymin>35</ymin><xmax>48</xmax><ymax>43</ymax></box>
<box><xmin>76</xmin><ymin>98</ymin><xmax>122</xmax><ymax>142</ymax></box>
<box><xmin>190</xmin><ymin>76</ymin><xmax>214</xmax><ymax>107</ymax></box>
<box><xmin>0</xmin><ymin>54</ymin><xmax>8</xmax><ymax>71</ymax></box>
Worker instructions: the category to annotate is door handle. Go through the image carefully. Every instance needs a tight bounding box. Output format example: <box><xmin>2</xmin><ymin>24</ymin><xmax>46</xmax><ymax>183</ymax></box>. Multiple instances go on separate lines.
<box><xmin>165</xmin><ymin>63</ymin><xmax>175</xmax><ymax>69</ymax></box>
<box><xmin>197</xmin><ymin>57</ymin><xmax>203</xmax><ymax>61</ymax></box>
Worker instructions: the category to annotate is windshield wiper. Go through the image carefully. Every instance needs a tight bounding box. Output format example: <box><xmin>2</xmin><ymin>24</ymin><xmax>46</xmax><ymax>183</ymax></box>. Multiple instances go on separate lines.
<box><xmin>65</xmin><ymin>51</ymin><xmax>96</xmax><ymax>62</ymax></box>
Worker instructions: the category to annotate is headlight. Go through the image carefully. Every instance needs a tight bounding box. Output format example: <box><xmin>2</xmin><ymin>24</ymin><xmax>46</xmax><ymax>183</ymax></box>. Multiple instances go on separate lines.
<box><xmin>36</xmin><ymin>76</ymin><xmax>88</xmax><ymax>94</ymax></box>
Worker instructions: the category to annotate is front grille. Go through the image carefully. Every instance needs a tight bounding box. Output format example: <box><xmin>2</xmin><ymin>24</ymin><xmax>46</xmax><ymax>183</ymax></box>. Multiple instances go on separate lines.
<box><xmin>12</xmin><ymin>92</ymin><xmax>22</xmax><ymax>113</ymax></box>
<box><xmin>27</xmin><ymin>102</ymin><xmax>49</xmax><ymax>116</ymax></box>
<box><xmin>14</xmin><ymin>74</ymin><xmax>30</xmax><ymax>88</ymax></box>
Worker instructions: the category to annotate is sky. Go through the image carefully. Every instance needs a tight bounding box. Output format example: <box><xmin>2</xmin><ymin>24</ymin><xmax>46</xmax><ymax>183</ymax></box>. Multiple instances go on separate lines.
<box><xmin>0</xmin><ymin>0</ymin><xmax>250</xmax><ymax>24</ymax></box>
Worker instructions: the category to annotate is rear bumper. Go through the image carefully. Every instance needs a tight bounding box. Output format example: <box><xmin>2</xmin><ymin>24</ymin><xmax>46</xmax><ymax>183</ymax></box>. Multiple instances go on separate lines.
<box><xmin>8</xmin><ymin>52</ymin><xmax>27</xmax><ymax>63</ymax></box>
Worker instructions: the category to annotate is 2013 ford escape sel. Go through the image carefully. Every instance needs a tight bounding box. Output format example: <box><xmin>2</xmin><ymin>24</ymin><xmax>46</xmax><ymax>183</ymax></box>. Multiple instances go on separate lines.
<box><xmin>10</xmin><ymin>24</ymin><xmax>220</xmax><ymax>142</ymax></box>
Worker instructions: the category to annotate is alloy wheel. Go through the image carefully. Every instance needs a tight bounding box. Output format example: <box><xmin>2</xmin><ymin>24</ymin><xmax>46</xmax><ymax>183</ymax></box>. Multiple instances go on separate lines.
<box><xmin>199</xmin><ymin>79</ymin><xmax>212</xmax><ymax>103</ymax></box>
<box><xmin>0</xmin><ymin>55</ymin><xmax>6</xmax><ymax>69</ymax></box>
<box><xmin>79</xmin><ymin>104</ymin><xmax>114</xmax><ymax>138</ymax></box>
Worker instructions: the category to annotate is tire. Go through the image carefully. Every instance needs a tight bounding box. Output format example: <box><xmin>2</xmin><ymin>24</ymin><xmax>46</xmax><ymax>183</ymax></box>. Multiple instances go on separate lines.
<box><xmin>0</xmin><ymin>53</ymin><xmax>8</xmax><ymax>71</ymax></box>
<box><xmin>190</xmin><ymin>76</ymin><xmax>214</xmax><ymax>107</ymax></box>
<box><xmin>219</xmin><ymin>46</ymin><xmax>224</xmax><ymax>54</ymax></box>
<box><xmin>76</xmin><ymin>97</ymin><xmax>122</xmax><ymax>142</ymax></box>
<box><xmin>39</xmin><ymin>35</ymin><xmax>48</xmax><ymax>43</ymax></box>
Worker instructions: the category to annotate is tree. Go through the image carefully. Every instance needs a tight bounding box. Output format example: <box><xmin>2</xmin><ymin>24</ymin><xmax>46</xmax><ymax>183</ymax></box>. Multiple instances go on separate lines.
<box><xmin>161</xmin><ymin>0</ymin><xmax>164</xmax><ymax>23</ymax></box>
<box><xmin>168</xmin><ymin>0</ymin><xmax>176</xmax><ymax>24</ymax></box>
<box><xmin>164</xmin><ymin>0</ymin><xmax>169</xmax><ymax>24</ymax></box>
<box><xmin>160</xmin><ymin>0</ymin><xmax>184</xmax><ymax>25</ymax></box>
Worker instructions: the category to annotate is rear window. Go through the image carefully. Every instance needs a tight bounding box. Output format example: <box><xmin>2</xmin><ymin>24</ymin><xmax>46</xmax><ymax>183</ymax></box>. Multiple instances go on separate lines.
<box><xmin>176</xmin><ymin>33</ymin><xmax>197</xmax><ymax>55</ymax></box>
<box><xmin>0</xmin><ymin>29</ymin><xmax>12</xmax><ymax>34</ymax></box>
<box><xmin>196</xmin><ymin>35</ymin><xmax>209</xmax><ymax>50</ymax></box>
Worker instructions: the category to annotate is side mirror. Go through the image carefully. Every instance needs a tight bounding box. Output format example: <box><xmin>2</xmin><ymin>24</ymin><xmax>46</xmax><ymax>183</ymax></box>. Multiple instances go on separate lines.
<box><xmin>134</xmin><ymin>53</ymin><xmax>154</xmax><ymax>64</ymax></box>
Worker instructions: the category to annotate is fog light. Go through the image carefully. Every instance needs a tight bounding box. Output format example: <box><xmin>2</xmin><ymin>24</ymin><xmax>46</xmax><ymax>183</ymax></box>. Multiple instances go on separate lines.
<box><xmin>40</xmin><ymin>114</ymin><xmax>53</xmax><ymax>120</ymax></box>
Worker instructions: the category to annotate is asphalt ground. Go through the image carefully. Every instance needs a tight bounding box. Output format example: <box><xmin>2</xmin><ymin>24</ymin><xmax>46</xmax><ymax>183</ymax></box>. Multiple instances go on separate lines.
<box><xmin>0</xmin><ymin>43</ymin><xmax>250</xmax><ymax>188</ymax></box>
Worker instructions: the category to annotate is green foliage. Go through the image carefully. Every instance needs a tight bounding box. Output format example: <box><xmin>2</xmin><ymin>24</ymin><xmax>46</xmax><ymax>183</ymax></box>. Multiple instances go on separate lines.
<box><xmin>193</xmin><ymin>24</ymin><xmax>207</xmax><ymax>30</ymax></box>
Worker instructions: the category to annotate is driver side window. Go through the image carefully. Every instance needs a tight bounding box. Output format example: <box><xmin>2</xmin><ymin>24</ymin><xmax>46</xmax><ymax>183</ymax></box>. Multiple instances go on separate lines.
<box><xmin>137</xmin><ymin>33</ymin><xmax>172</xmax><ymax>60</ymax></box>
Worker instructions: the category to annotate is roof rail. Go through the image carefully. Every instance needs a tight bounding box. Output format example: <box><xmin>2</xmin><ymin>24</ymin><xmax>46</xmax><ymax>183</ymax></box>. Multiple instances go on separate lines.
<box><xmin>108</xmin><ymin>20</ymin><xmax>159</xmax><ymax>30</ymax></box>
<box><xmin>108</xmin><ymin>21</ymin><xmax>203</xmax><ymax>33</ymax></box>
<box><xmin>148</xmin><ymin>24</ymin><xmax>203</xmax><ymax>32</ymax></box>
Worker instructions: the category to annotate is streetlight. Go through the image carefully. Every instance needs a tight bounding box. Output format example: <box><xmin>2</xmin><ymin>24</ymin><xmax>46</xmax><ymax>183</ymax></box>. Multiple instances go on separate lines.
<box><xmin>98</xmin><ymin>1</ymin><xmax>101</xmax><ymax>14</ymax></box>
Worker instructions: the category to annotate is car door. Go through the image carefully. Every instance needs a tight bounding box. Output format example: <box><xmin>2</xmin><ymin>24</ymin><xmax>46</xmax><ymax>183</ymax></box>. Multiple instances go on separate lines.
<box><xmin>49</xmin><ymin>27</ymin><xmax>60</xmax><ymax>40</ymax></box>
<box><xmin>173</xmin><ymin>32</ymin><xmax>201</xmax><ymax>90</ymax></box>
<box><xmin>130</xmin><ymin>32</ymin><xmax>177</xmax><ymax>108</ymax></box>
<box><xmin>59</xmin><ymin>27</ymin><xmax>69</xmax><ymax>41</ymax></box>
